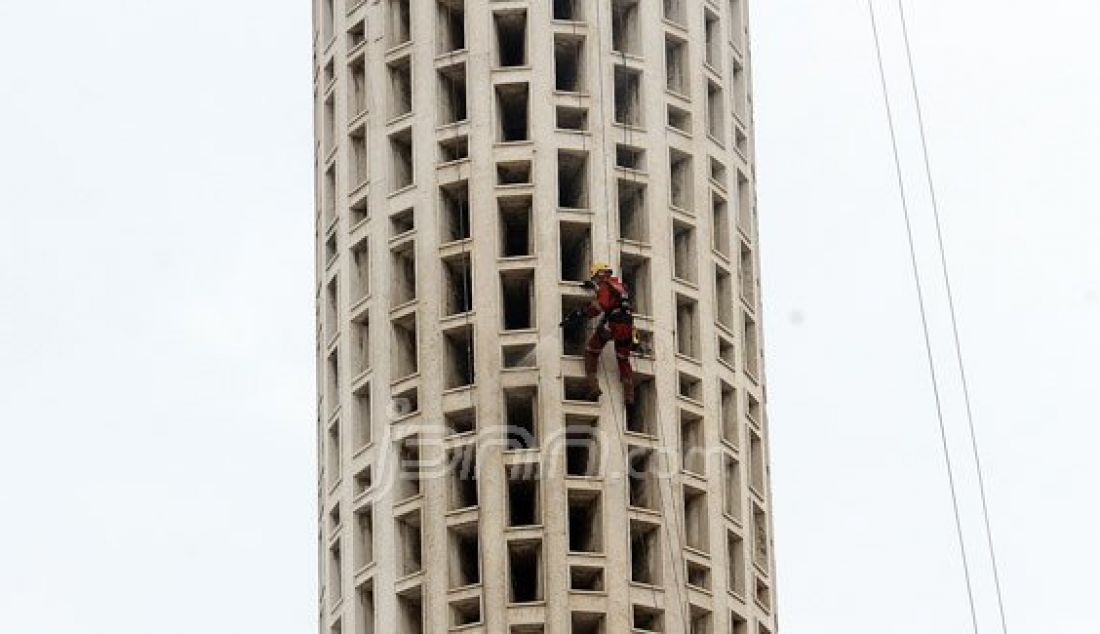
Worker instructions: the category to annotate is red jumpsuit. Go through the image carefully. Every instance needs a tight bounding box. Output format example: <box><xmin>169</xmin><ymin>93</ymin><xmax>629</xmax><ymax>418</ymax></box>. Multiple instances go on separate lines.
<box><xmin>583</xmin><ymin>277</ymin><xmax>634</xmax><ymax>383</ymax></box>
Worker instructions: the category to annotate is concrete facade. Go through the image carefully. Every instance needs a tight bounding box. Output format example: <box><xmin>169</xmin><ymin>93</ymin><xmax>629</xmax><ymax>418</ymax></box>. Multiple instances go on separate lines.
<box><xmin>313</xmin><ymin>0</ymin><xmax>777</xmax><ymax>632</ymax></box>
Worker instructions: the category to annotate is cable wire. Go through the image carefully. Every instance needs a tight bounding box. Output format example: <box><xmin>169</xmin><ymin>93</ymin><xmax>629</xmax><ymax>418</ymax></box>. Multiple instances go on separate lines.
<box><xmin>867</xmin><ymin>2</ymin><xmax>980</xmax><ymax>632</ymax></box>
<box><xmin>894</xmin><ymin>4</ymin><xmax>1009</xmax><ymax>630</ymax></box>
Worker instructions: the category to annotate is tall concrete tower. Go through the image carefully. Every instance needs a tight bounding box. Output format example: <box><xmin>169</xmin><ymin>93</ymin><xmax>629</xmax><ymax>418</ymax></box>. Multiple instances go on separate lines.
<box><xmin>314</xmin><ymin>0</ymin><xmax>776</xmax><ymax>632</ymax></box>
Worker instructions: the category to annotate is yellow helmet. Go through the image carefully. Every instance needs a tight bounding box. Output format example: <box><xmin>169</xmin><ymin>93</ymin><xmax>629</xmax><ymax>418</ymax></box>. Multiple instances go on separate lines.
<box><xmin>589</xmin><ymin>261</ymin><xmax>612</xmax><ymax>278</ymax></box>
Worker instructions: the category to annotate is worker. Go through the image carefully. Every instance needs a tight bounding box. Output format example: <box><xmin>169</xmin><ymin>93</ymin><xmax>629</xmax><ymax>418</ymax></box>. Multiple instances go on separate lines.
<box><xmin>565</xmin><ymin>262</ymin><xmax>635</xmax><ymax>405</ymax></box>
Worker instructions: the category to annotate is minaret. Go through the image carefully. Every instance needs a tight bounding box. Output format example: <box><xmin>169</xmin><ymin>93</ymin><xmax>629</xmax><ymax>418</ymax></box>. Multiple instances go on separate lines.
<box><xmin>314</xmin><ymin>0</ymin><xmax>777</xmax><ymax>632</ymax></box>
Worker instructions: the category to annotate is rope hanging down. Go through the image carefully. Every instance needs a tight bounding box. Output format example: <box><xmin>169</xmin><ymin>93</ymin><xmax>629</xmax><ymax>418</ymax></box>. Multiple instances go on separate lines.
<box><xmin>866</xmin><ymin>2</ymin><xmax>980</xmax><ymax>633</ymax></box>
<box><xmin>894</xmin><ymin>3</ymin><xmax>1009</xmax><ymax>629</ymax></box>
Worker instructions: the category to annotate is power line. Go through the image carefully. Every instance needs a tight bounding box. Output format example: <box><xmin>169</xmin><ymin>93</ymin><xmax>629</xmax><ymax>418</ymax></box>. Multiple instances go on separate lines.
<box><xmin>866</xmin><ymin>2</ymin><xmax>980</xmax><ymax>632</ymax></box>
<box><xmin>894</xmin><ymin>2</ymin><xmax>1009</xmax><ymax>630</ymax></box>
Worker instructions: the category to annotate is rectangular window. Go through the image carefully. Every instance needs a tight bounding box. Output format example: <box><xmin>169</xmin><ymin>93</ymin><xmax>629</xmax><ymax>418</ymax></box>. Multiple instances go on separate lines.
<box><xmin>442</xmin><ymin>254</ymin><xmax>473</xmax><ymax>316</ymax></box>
<box><xmin>389</xmin><ymin>127</ymin><xmax>414</xmax><ymax>191</ymax></box>
<box><xmin>354</xmin><ymin>382</ymin><xmax>372</xmax><ymax>449</ymax></box>
<box><xmin>445</xmin><ymin>406</ymin><xmax>476</xmax><ymax>437</ymax></box>
<box><xmin>437</xmin><ymin>0</ymin><xmax>465</xmax><ymax>53</ymax></box>
<box><xmin>348</xmin><ymin>20</ymin><xmax>366</xmax><ymax>48</ymax></box>
<box><xmin>503</xmin><ymin>343</ymin><xmax>537</xmax><ymax>369</ymax></box>
<box><xmin>732</xmin><ymin>58</ymin><xmax>748</xmax><ymax>121</ymax></box>
<box><xmin>323</xmin><ymin>164</ymin><xmax>337</xmax><ymax>226</ymax></box>
<box><xmin>397</xmin><ymin>589</ymin><xmax>422</xmax><ymax>634</ymax></box>
<box><xmin>630</xmin><ymin>520</ymin><xmax>662</xmax><ymax>585</ymax></box>
<box><xmin>326</xmin><ymin>420</ymin><xmax>341</xmax><ymax>487</ymax></box>
<box><xmin>448</xmin><ymin>523</ymin><xmax>481</xmax><ymax>587</ymax></box>
<box><xmin>321</xmin><ymin>0</ymin><xmax>335</xmax><ymax>41</ymax></box>
<box><xmin>672</xmin><ymin>220</ymin><xmax>696</xmax><ymax>283</ymax></box>
<box><xmin>611</xmin><ymin>0</ymin><xmax>641</xmax><ymax>54</ymax></box>
<box><xmin>707</xmin><ymin>81</ymin><xmax>725</xmax><ymax>139</ymax></box>
<box><xmin>749</xmin><ymin>427</ymin><xmax>765</xmax><ymax>496</ymax></box>
<box><xmin>351</xmin><ymin>316</ymin><xmax>370</xmax><ymax>376</ymax></box>
<box><xmin>663</xmin><ymin>0</ymin><xmax>686</xmax><ymax>25</ymax></box>
<box><xmin>443</xmin><ymin>325</ymin><xmax>475</xmax><ymax>389</ymax></box>
<box><xmin>501</xmin><ymin>271</ymin><xmax>535</xmax><ymax>330</ymax></box>
<box><xmin>676</xmin><ymin>294</ymin><xmax>700</xmax><ymax>358</ymax></box>
<box><xmin>508</xmin><ymin>541</ymin><xmax>543</xmax><ymax>603</ymax></box>
<box><xmin>554</xmin><ymin>35</ymin><xmax>586</xmax><ymax>93</ymax></box>
<box><xmin>439</xmin><ymin>135</ymin><xmax>469</xmax><ymax>163</ymax></box>
<box><xmin>553</xmin><ymin>0</ymin><xmax>583</xmax><ymax>22</ymax></box>
<box><xmin>440</xmin><ymin>180</ymin><xmax>470</xmax><ymax>242</ymax></box>
<box><xmin>499</xmin><ymin>196</ymin><xmax>533</xmax><ymax>257</ymax></box>
<box><xmin>683</xmin><ymin>485</ymin><xmax>709</xmax><ymax>552</ymax></box>
<box><xmin>740</xmin><ymin>241</ymin><xmax>756</xmax><ymax>304</ymax></box>
<box><xmin>730</xmin><ymin>0</ymin><xmax>745</xmax><ymax>46</ymax></box>
<box><xmin>556</xmin><ymin>105</ymin><xmax>588</xmax><ymax>131</ymax></box>
<box><xmin>625</xmin><ymin>375</ymin><xmax>656</xmax><ymax>436</ymax></box>
<box><xmin>736</xmin><ymin>169</ymin><xmax>753</xmax><ymax>234</ymax></box>
<box><xmin>633</xmin><ymin>606</ymin><xmax>664</xmax><ymax>632</ymax></box>
<box><xmin>715</xmin><ymin>265</ymin><xmax>734</xmax><ymax>328</ymax></box>
<box><xmin>724</xmin><ymin>453</ymin><xmax>742</xmax><ymax>520</ymax></box>
<box><xmin>388</xmin><ymin>56</ymin><xmax>413</xmax><ymax>118</ymax></box>
<box><xmin>496</xmin><ymin>83</ymin><xmax>530</xmax><ymax>142</ymax></box>
<box><xmin>704</xmin><ymin>8</ymin><xmax>722</xmax><ymax>68</ymax></box>
<box><xmin>680</xmin><ymin>410</ymin><xmax>705</xmax><ymax>474</ymax></box>
<box><xmin>669</xmin><ymin>149</ymin><xmax>693</xmax><ymax>211</ymax></box>
<box><xmin>357</xmin><ymin>582</ymin><xmax>375</xmax><ymax>634</ymax></box>
<box><xmin>497</xmin><ymin>161</ymin><xmax>532</xmax><ymax>186</ymax></box>
<box><xmin>613</xmin><ymin>66</ymin><xmax>642</xmax><ymax>126</ymax></box>
<box><xmin>507</xmin><ymin>463</ymin><xmax>540</xmax><ymax>526</ymax></box>
<box><xmin>438</xmin><ymin>63</ymin><xmax>468</xmax><ymax>125</ymax></box>
<box><xmin>567</xmin><ymin>490</ymin><xmax>603</xmax><ymax>553</ymax></box>
<box><xmin>619</xmin><ymin>254</ymin><xmax>651</xmax><ymax>316</ymax></box>
<box><xmin>689</xmin><ymin>606</ymin><xmax>712</xmax><ymax>634</ymax></box>
<box><xmin>494</xmin><ymin>11</ymin><xmax>528</xmax><ymax>67</ymax></box>
<box><xmin>571</xmin><ymin>566</ymin><xmax>605</xmax><ymax>592</ymax></box>
<box><xmin>328</xmin><ymin>540</ymin><xmax>342</xmax><ymax>604</ymax></box>
<box><xmin>561</xmin><ymin>295</ymin><xmax>590</xmax><ymax>356</ymax></box>
<box><xmin>396</xmin><ymin>435</ymin><xmax>421</xmax><ymax>499</ymax></box>
<box><xmin>390</xmin><ymin>241</ymin><xmax>416</xmax><ymax>305</ymax></box>
<box><xmin>558</xmin><ymin>151</ymin><xmax>589</xmax><ymax>209</ymax></box>
<box><xmin>616</xmin><ymin>144</ymin><xmax>646</xmax><ymax>170</ymax></box>
<box><xmin>667</xmin><ymin>104</ymin><xmax>692</xmax><ymax>134</ymax></box>
<box><xmin>350</xmin><ymin>196</ymin><xmax>368</xmax><ymax>226</ymax></box>
<box><xmin>450</xmin><ymin>597</ymin><xmax>480</xmax><ymax>628</ymax></box>
<box><xmin>720</xmin><ymin>381</ymin><xmax>738</xmax><ymax>446</ymax></box>
<box><xmin>618</xmin><ymin>179</ymin><xmax>648</xmax><ymax>243</ymax></box>
<box><xmin>504</xmin><ymin>387</ymin><xmax>538</xmax><ymax>449</ymax></box>
<box><xmin>355</xmin><ymin>506</ymin><xmax>374</xmax><ymax>568</ymax></box>
<box><xmin>753</xmin><ymin>504</ymin><xmax>769</xmax><ymax>569</ymax></box>
<box><xmin>743</xmin><ymin>312</ymin><xmax>759</xmax><ymax>377</ymax></box>
<box><xmin>391</xmin><ymin>314</ymin><xmax>418</xmax><ymax>379</ymax></box>
<box><xmin>728</xmin><ymin>532</ymin><xmax>746</xmax><ymax>595</ymax></box>
<box><xmin>349</xmin><ymin>58</ymin><xmax>368</xmax><ymax>117</ymax></box>
<box><xmin>395</xmin><ymin>510</ymin><xmax>422</xmax><ymax>576</ymax></box>
<box><xmin>565</xmin><ymin>415</ymin><xmax>599</xmax><ymax>477</ymax></box>
<box><xmin>350</xmin><ymin>127</ymin><xmax>368</xmax><ymax>187</ymax></box>
<box><xmin>390</xmin><ymin>207</ymin><xmax>415</xmax><ymax>237</ymax></box>
<box><xmin>627</xmin><ymin>446</ymin><xmax>657</xmax><ymax>510</ymax></box>
<box><xmin>665</xmin><ymin>36</ymin><xmax>688</xmax><ymax>95</ymax></box>
<box><xmin>387</xmin><ymin>0</ymin><xmax>412</xmax><ymax>47</ymax></box>
<box><xmin>712</xmin><ymin>192</ymin><xmax>730</xmax><ymax>256</ymax></box>
<box><xmin>447</xmin><ymin>444</ymin><xmax>478</xmax><ymax>511</ymax></box>
<box><xmin>687</xmin><ymin>560</ymin><xmax>711</xmax><ymax>590</ymax></box>
<box><xmin>325</xmin><ymin>277</ymin><xmax>339</xmax><ymax>337</ymax></box>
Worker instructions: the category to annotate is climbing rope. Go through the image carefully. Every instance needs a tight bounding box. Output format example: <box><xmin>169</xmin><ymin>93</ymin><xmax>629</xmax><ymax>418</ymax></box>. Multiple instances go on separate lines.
<box><xmin>866</xmin><ymin>2</ymin><xmax>1013</xmax><ymax>632</ymax></box>
<box><xmin>593</xmin><ymin>0</ymin><xmax>692</xmax><ymax>630</ymax></box>
<box><xmin>893</xmin><ymin>3</ymin><xmax>1009</xmax><ymax>629</ymax></box>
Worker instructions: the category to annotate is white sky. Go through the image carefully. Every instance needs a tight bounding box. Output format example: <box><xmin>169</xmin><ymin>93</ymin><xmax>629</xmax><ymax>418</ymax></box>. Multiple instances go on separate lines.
<box><xmin>0</xmin><ymin>1</ymin><xmax>1097</xmax><ymax>633</ymax></box>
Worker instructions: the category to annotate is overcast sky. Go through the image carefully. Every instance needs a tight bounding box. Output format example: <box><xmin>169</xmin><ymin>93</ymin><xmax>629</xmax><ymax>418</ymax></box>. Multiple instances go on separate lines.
<box><xmin>1</xmin><ymin>1</ymin><xmax>1097</xmax><ymax>633</ymax></box>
